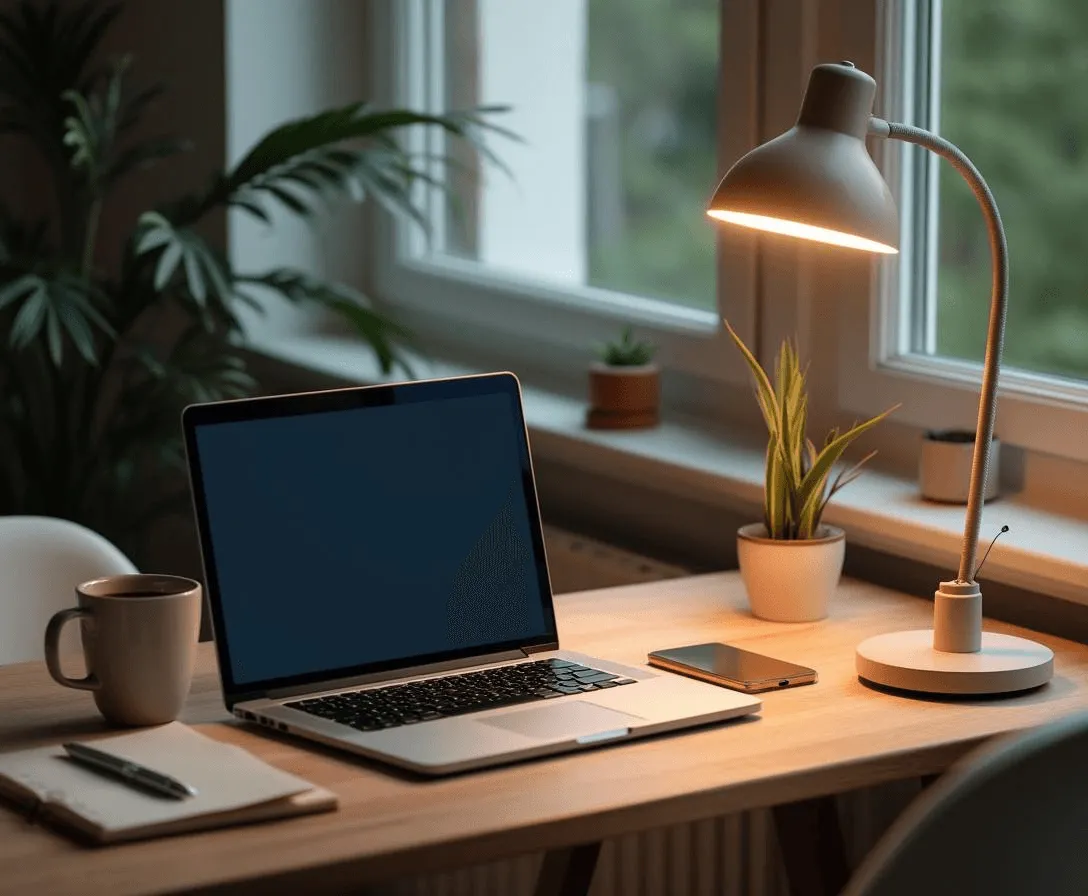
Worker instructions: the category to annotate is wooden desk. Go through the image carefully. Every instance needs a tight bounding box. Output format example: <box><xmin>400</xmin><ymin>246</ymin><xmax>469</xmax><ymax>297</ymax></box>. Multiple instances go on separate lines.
<box><xmin>3</xmin><ymin>572</ymin><xmax>1088</xmax><ymax>896</ymax></box>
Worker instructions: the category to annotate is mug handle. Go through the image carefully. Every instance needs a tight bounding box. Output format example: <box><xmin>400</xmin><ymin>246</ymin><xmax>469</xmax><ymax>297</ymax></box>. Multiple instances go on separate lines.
<box><xmin>44</xmin><ymin>608</ymin><xmax>99</xmax><ymax>691</ymax></box>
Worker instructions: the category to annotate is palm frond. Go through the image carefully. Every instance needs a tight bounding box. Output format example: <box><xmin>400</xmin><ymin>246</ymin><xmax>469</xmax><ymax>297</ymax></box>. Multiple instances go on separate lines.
<box><xmin>239</xmin><ymin>268</ymin><xmax>413</xmax><ymax>375</ymax></box>
<box><xmin>0</xmin><ymin>272</ymin><xmax>113</xmax><ymax>364</ymax></box>
<box><xmin>62</xmin><ymin>55</ymin><xmax>174</xmax><ymax>195</ymax></box>
<box><xmin>171</xmin><ymin>102</ymin><xmax>514</xmax><ymax>228</ymax></box>
<box><xmin>231</xmin><ymin>104</ymin><xmax>514</xmax><ymax>188</ymax></box>
<box><xmin>62</xmin><ymin>85</ymin><xmax>104</xmax><ymax>176</ymax></box>
<box><xmin>134</xmin><ymin>211</ymin><xmax>236</xmax><ymax>330</ymax></box>
<box><xmin>129</xmin><ymin>326</ymin><xmax>257</xmax><ymax>404</ymax></box>
<box><xmin>0</xmin><ymin>1</ymin><xmax>121</xmax><ymax>150</ymax></box>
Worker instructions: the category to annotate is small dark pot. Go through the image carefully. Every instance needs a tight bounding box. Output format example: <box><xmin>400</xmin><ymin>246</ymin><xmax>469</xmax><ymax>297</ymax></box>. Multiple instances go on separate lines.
<box><xmin>919</xmin><ymin>429</ymin><xmax>1000</xmax><ymax>504</ymax></box>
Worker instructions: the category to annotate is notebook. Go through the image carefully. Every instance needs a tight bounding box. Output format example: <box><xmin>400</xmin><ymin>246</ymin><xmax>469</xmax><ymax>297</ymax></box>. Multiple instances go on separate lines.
<box><xmin>0</xmin><ymin>722</ymin><xmax>337</xmax><ymax>845</ymax></box>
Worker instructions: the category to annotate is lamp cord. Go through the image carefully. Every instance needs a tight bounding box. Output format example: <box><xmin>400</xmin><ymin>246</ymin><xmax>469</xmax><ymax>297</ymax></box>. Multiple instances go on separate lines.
<box><xmin>974</xmin><ymin>525</ymin><xmax>1010</xmax><ymax>578</ymax></box>
<box><xmin>869</xmin><ymin>118</ymin><xmax>1009</xmax><ymax>583</ymax></box>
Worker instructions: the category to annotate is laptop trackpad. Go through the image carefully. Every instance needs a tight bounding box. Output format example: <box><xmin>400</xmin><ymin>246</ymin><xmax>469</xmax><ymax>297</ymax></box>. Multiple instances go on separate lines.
<box><xmin>480</xmin><ymin>701</ymin><xmax>643</xmax><ymax>742</ymax></box>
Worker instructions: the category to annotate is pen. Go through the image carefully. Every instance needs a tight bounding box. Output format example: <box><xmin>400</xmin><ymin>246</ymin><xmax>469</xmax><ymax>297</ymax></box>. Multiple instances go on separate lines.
<box><xmin>62</xmin><ymin>742</ymin><xmax>198</xmax><ymax>800</ymax></box>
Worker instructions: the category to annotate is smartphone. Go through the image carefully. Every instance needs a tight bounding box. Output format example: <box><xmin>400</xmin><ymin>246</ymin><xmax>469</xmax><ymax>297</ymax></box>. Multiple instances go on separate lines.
<box><xmin>647</xmin><ymin>642</ymin><xmax>817</xmax><ymax>693</ymax></box>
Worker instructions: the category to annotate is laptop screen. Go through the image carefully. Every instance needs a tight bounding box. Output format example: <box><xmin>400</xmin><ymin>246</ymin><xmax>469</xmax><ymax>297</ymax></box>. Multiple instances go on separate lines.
<box><xmin>183</xmin><ymin>374</ymin><xmax>557</xmax><ymax>697</ymax></box>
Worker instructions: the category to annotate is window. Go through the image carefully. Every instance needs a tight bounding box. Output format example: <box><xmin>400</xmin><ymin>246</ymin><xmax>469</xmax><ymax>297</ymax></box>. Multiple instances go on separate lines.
<box><xmin>370</xmin><ymin>0</ymin><xmax>760</xmax><ymax>397</ymax></box>
<box><xmin>933</xmin><ymin>0</ymin><xmax>1088</xmax><ymax>381</ymax></box>
<box><xmin>436</xmin><ymin>0</ymin><xmax>718</xmax><ymax>312</ymax></box>
<box><xmin>835</xmin><ymin>0</ymin><xmax>1088</xmax><ymax>464</ymax></box>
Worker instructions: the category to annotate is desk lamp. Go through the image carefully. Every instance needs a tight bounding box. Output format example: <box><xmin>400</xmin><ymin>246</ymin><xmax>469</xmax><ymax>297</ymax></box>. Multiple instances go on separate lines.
<box><xmin>707</xmin><ymin>62</ymin><xmax>1053</xmax><ymax>695</ymax></box>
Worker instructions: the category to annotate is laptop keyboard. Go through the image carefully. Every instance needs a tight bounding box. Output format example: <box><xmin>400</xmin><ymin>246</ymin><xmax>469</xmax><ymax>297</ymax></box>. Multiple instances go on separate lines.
<box><xmin>283</xmin><ymin>658</ymin><xmax>637</xmax><ymax>732</ymax></box>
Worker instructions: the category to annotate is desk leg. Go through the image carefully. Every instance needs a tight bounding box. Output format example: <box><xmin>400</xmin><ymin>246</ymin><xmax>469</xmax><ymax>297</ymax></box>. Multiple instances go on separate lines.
<box><xmin>534</xmin><ymin>842</ymin><xmax>602</xmax><ymax>896</ymax></box>
<box><xmin>772</xmin><ymin>796</ymin><xmax>850</xmax><ymax>896</ymax></box>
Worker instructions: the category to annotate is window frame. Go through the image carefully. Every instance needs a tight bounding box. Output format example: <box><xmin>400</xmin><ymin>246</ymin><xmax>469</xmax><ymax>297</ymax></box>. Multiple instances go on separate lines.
<box><xmin>366</xmin><ymin>0</ymin><xmax>762</xmax><ymax>405</ymax></box>
<box><xmin>832</xmin><ymin>0</ymin><xmax>1088</xmax><ymax>465</ymax></box>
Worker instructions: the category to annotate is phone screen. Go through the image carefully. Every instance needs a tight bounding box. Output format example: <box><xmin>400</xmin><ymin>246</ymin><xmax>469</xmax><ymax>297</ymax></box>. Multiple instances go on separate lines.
<box><xmin>649</xmin><ymin>642</ymin><xmax>815</xmax><ymax>686</ymax></box>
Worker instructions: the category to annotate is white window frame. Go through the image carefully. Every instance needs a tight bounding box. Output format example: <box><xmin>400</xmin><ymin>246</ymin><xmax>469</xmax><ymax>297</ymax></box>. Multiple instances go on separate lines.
<box><xmin>366</xmin><ymin>0</ymin><xmax>762</xmax><ymax>405</ymax></box>
<box><xmin>833</xmin><ymin>0</ymin><xmax>1088</xmax><ymax>465</ymax></box>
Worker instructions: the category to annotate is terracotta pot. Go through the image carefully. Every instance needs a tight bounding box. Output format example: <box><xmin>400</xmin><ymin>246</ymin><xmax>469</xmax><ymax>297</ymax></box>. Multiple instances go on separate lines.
<box><xmin>586</xmin><ymin>362</ymin><xmax>660</xmax><ymax>429</ymax></box>
<box><xmin>736</xmin><ymin>523</ymin><xmax>845</xmax><ymax>622</ymax></box>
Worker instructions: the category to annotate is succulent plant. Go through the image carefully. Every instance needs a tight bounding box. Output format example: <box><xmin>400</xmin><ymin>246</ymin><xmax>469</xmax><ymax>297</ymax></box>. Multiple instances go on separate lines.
<box><xmin>598</xmin><ymin>326</ymin><xmax>656</xmax><ymax>367</ymax></box>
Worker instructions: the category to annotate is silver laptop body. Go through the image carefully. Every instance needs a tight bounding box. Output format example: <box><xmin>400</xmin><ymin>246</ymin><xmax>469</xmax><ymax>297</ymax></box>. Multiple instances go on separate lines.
<box><xmin>183</xmin><ymin>372</ymin><xmax>760</xmax><ymax>776</ymax></box>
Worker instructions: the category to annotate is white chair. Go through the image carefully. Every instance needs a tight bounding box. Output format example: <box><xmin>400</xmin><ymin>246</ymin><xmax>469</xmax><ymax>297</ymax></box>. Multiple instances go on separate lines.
<box><xmin>843</xmin><ymin>709</ymin><xmax>1088</xmax><ymax>896</ymax></box>
<box><xmin>0</xmin><ymin>515</ymin><xmax>138</xmax><ymax>665</ymax></box>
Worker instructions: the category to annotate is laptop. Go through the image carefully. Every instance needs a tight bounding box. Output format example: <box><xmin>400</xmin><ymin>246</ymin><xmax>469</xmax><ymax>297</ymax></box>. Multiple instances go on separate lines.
<box><xmin>182</xmin><ymin>372</ymin><xmax>760</xmax><ymax>775</ymax></box>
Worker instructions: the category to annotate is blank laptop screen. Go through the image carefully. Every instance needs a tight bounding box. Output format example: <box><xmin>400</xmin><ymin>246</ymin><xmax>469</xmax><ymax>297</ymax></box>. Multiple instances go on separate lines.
<box><xmin>188</xmin><ymin>379</ymin><xmax>554</xmax><ymax>690</ymax></box>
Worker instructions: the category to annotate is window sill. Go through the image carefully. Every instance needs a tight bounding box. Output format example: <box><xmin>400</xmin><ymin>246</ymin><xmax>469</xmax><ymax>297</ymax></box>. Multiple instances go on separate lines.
<box><xmin>248</xmin><ymin>333</ymin><xmax>1088</xmax><ymax>610</ymax></box>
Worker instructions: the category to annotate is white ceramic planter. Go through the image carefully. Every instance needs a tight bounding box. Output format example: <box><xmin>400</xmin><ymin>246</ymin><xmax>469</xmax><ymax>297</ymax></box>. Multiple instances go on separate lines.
<box><xmin>736</xmin><ymin>523</ymin><xmax>846</xmax><ymax>622</ymax></box>
<box><xmin>919</xmin><ymin>430</ymin><xmax>1000</xmax><ymax>504</ymax></box>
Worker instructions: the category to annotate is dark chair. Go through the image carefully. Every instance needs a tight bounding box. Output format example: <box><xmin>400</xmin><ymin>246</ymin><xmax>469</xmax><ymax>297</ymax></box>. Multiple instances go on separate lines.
<box><xmin>842</xmin><ymin>709</ymin><xmax>1088</xmax><ymax>896</ymax></box>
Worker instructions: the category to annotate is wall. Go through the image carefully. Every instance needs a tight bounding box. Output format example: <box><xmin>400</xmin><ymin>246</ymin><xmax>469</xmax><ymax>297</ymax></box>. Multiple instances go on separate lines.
<box><xmin>225</xmin><ymin>0</ymin><xmax>371</xmax><ymax>340</ymax></box>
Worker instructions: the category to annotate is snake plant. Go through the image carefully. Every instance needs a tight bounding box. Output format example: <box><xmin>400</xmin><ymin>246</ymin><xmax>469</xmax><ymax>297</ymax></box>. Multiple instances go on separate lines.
<box><xmin>725</xmin><ymin>320</ymin><xmax>897</xmax><ymax>540</ymax></box>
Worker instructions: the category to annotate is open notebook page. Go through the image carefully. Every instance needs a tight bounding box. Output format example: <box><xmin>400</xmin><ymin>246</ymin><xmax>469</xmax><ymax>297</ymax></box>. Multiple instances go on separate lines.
<box><xmin>0</xmin><ymin>722</ymin><xmax>319</xmax><ymax>836</ymax></box>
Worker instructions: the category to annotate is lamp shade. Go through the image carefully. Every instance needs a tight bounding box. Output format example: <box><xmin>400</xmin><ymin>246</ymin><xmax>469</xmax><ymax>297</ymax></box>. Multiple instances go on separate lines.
<box><xmin>707</xmin><ymin>63</ymin><xmax>899</xmax><ymax>254</ymax></box>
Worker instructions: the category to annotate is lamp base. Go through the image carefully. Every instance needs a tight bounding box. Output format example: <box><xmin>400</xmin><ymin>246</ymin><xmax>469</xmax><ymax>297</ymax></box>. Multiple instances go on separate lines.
<box><xmin>856</xmin><ymin>629</ymin><xmax>1054</xmax><ymax>696</ymax></box>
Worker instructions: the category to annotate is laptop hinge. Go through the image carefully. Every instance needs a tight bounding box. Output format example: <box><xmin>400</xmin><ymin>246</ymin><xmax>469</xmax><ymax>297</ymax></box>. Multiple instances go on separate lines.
<box><xmin>262</xmin><ymin>648</ymin><xmax>531</xmax><ymax>701</ymax></box>
<box><xmin>522</xmin><ymin>641</ymin><xmax>559</xmax><ymax>654</ymax></box>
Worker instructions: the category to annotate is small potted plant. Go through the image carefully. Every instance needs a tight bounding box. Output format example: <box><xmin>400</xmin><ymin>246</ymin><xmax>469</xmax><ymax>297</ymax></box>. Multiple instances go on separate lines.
<box><xmin>726</xmin><ymin>321</ymin><xmax>898</xmax><ymax>621</ymax></box>
<box><xmin>586</xmin><ymin>327</ymin><xmax>660</xmax><ymax>429</ymax></box>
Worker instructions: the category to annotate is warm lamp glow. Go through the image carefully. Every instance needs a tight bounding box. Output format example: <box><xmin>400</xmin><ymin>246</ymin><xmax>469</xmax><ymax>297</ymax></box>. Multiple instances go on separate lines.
<box><xmin>706</xmin><ymin>209</ymin><xmax>898</xmax><ymax>255</ymax></box>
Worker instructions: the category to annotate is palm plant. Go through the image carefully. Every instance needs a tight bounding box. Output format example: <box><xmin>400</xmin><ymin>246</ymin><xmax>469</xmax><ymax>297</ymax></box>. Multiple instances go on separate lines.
<box><xmin>725</xmin><ymin>320</ymin><xmax>897</xmax><ymax>539</ymax></box>
<box><xmin>0</xmin><ymin>1</ymin><xmax>509</xmax><ymax>559</ymax></box>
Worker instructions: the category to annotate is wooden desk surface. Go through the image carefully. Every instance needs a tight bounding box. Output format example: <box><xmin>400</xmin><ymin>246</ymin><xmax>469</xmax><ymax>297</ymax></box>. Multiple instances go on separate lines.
<box><xmin>3</xmin><ymin>573</ymin><xmax>1088</xmax><ymax>896</ymax></box>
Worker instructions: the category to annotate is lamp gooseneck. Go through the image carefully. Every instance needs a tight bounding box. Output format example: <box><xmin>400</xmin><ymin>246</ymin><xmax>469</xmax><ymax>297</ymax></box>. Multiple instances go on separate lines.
<box><xmin>868</xmin><ymin>117</ymin><xmax>1009</xmax><ymax>655</ymax></box>
<box><xmin>869</xmin><ymin>118</ymin><xmax>1009</xmax><ymax>585</ymax></box>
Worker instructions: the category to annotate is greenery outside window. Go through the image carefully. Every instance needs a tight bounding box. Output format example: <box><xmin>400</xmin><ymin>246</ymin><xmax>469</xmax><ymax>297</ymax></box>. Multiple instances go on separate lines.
<box><xmin>931</xmin><ymin>0</ymin><xmax>1088</xmax><ymax>380</ymax></box>
<box><xmin>835</xmin><ymin>0</ymin><xmax>1088</xmax><ymax>465</ymax></box>
<box><xmin>369</xmin><ymin>0</ymin><xmax>761</xmax><ymax>400</ymax></box>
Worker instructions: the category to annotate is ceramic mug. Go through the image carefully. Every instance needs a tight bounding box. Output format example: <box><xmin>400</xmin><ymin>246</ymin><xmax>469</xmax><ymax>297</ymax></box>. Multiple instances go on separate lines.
<box><xmin>44</xmin><ymin>574</ymin><xmax>202</xmax><ymax>727</ymax></box>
